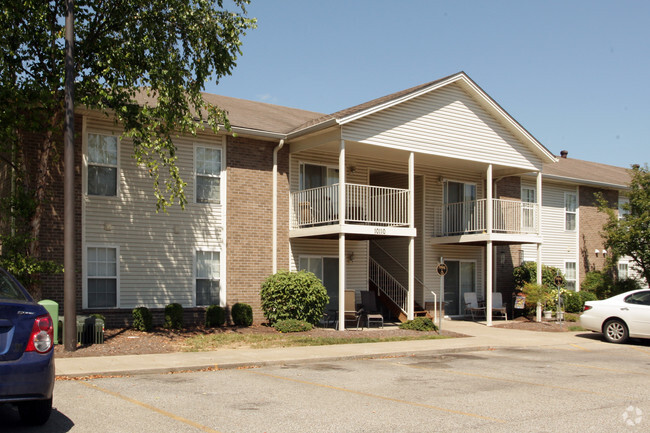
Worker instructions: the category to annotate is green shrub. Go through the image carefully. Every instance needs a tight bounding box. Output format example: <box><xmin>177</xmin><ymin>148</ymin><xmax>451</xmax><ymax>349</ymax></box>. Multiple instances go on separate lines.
<box><xmin>562</xmin><ymin>291</ymin><xmax>583</xmax><ymax>313</ymax></box>
<box><xmin>273</xmin><ymin>319</ymin><xmax>313</xmax><ymax>333</ymax></box>
<box><xmin>582</xmin><ymin>270</ymin><xmax>642</xmax><ymax>299</ymax></box>
<box><xmin>513</xmin><ymin>262</ymin><xmax>565</xmax><ymax>288</ymax></box>
<box><xmin>205</xmin><ymin>305</ymin><xmax>226</xmax><ymax>328</ymax></box>
<box><xmin>399</xmin><ymin>317</ymin><xmax>438</xmax><ymax>332</ymax></box>
<box><xmin>164</xmin><ymin>303</ymin><xmax>184</xmax><ymax>330</ymax></box>
<box><xmin>132</xmin><ymin>307</ymin><xmax>153</xmax><ymax>332</ymax></box>
<box><xmin>260</xmin><ymin>270</ymin><xmax>329</xmax><ymax>326</ymax></box>
<box><xmin>89</xmin><ymin>313</ymin><xmax>106</xmax><ymax>323</ymax></box>
<box><xmin>231</xmin><ymin>302</ymin><xmax>253</xmax><ymax>326</ymax></box>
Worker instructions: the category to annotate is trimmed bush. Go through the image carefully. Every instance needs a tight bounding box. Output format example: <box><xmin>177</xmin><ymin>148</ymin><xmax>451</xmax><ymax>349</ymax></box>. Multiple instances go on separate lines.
<box><xmin>399</xmin><ymin>317</ymin><xmax>438</xmax><ymax>332</ymax></box>
<box><xmin>89</xmin><ymin>313</ymin><xmax>106</xmax><ymax>323</ymax></box>
<box><xmin>273</xmin><ymin>319</ymin><xmax>313</xmax><ymax>333</ymax></box>
<box><xmin>164</xmin><ymin>303</ymin><xmax>184</xmax><ymax>330</ymax></box>
<box><xmin>231</xmin><ymin>302</ymin><xmax>253</xmax><ymax>326</ymax></box>
<box><xmin>132</xmin><ymin>307</ymin><xmax>153</xmax><ymax>332</ymax></box>
<box><xmin>205</xmin><ymin>305</ymin><xmax>226</xmax><ymax>328</ymax></box>
<box><xmin>260</xmin><ymin>270</ymin><xmax>329</xmax><ymax>326</ymax></box>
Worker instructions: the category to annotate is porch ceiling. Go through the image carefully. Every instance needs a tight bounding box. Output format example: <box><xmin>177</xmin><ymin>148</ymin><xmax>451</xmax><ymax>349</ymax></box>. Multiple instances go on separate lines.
<box><xmin>290</xmin><ymin>139</ymin><xmax>538</xmax><ymax>178</ymax></box>
<box><xmin>431</xmin><ymin>233</ymin><xmax>543</xmax><ymax>246</ymax></box>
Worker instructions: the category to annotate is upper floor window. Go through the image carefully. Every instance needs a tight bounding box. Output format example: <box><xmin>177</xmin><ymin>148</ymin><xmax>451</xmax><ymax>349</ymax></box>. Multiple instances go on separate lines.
<box><xmin>195</xmin><ymin>145</ymin><xmax>221</xmax><ymax>204</ymax></box>
<box><xmin>565</xmin><ymin>192</ymin><xmax>577</xmax><ymax>231</ymax></box>
<box><xmin>299</xmin><ymin>163</ymin><xmax>339</xmax><ymax>190</ymax></box>
<box><xmin>618</xmin><ymin>196</ymin><xmax>629</xmax><ymax>220</ymax></box>
<box><xmin>88</xmin><ymin>133</ymin><xmax>118</xmax><ymax>196</ymax></box>
<box><xmin>618</xmin><ymin>262</ymin><xmax>629</xmax><ymax>280</ymax></box>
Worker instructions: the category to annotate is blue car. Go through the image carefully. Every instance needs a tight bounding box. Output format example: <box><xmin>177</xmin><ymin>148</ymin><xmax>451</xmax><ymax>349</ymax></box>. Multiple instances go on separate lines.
<box><xmin>0</xmin><ymin>268</ymin><xmax>55</xmax><ymax>425</ymax></box>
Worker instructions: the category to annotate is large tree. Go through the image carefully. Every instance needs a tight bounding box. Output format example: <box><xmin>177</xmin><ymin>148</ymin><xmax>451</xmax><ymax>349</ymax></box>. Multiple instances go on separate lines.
<box><xmin>598</xmin><ymin>164</ymin><xmax>650</xmax><ymax>287</ymax></box>
<box><xmin>0</xmin><ymin>0</ymin><xmax>255</xmax><ymax>294</ymax></box>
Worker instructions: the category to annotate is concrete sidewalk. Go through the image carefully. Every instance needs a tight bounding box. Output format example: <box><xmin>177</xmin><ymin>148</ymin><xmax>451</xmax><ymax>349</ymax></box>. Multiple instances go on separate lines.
<box><xmin>54</xmin><ymin>320</ymin><xmax>588</xmax><ymax>377</ymax></box>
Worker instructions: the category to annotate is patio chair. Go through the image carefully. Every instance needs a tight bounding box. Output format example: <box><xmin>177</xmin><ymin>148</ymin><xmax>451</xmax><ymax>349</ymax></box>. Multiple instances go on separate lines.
<box><xmin>336</xmin><ymin>290</ymin><xmax>362</xmax><ymax>330</ymax></box>
<box><xmin>360</xmin><ymin>290</ymin><xmax>384</xmax><ymax>328</ymax></box>
<box><xmin>463</xmin><ymin>292</ymin><xmax>485</xmax><ymax>320</ymax></box>
<box><xmin>492</xmin><ymin>292</ymin><xmax>508</xmax><ymax>321</ymax></box>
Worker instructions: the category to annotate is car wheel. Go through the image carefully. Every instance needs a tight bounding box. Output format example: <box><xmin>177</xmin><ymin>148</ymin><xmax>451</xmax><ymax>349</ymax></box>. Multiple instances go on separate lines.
<box><xmin>603</xmin><ymin>319</ymin><xmax>628</xmax><ymax>344</ymax></box>
<box><xmin>18</xmin><ymin>397</ymin><xmax>52</xmax><ymax>425</ymax></box>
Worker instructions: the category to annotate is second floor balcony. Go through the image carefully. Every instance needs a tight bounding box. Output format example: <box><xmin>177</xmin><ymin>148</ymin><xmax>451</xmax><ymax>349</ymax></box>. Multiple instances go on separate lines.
<box><xmin>433</xmin><ymin>198</ymin><xmax>540</xmax><ymax>243</ymax></box>
<box><xmin>290</xmin><ymin>183</ymin><xmax>414</xmax><ymax>238</ymax></box>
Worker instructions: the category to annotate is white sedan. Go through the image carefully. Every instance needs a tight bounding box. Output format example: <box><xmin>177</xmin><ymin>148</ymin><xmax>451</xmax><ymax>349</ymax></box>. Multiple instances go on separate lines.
<box><xmin>580</xmin><ymin>289</ymin><xmax>650</xmax><ymax>344</ymax></box>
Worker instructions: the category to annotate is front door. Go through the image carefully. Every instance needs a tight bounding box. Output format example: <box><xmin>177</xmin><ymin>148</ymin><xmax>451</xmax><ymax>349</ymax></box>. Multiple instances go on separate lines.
<box><xmin>443</xmin><ymin>260</ymin><xmax>476</xmax><ymax>316</ymax></box>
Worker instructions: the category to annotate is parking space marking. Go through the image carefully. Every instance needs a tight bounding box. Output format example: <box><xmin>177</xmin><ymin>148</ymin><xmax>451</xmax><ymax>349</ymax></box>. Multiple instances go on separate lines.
<box><xmin>79</xmin><ymin>381</ymin><xmax>223</xmax><ymax>433</ymax></box>
<box><xmin>392</xmin><ymin>363</ymin><xmax>617</xmax><ymax>397</ymax></box>
<box><xmin>247</xmin><ymin>370</ymin><xmax>506</xmax><ymax>423</ymax></box>
<box><xmin>569</xmin><ymin>344</ymin><xmax>591</xmax><ymax>351</ymax></box>
<box><xmin>629</xmin><ymin>346</ymin><xmax>650</xmax><ymax>356</ymax></box>
<box><xmin>564</xmin><ymin>362</ymin><xmax>649</xmax><ymax>375</ymax></box>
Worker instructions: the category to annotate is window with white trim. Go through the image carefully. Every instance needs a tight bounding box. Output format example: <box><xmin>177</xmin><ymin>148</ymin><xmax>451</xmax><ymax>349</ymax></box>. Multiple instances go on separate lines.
<box><xmin>195</xmin><ymin>145</ymin><xmax>221</xmax><ymax>203</ymax></box>
<box><xmin>88</xmin><ymin>133</ymin><xmax>118</xmax><ymax>196</ymax></box>
<box><xmin>196</xmin><ymin>250</ymin><xmax>220</xmax><ymax>306</ymax></box>
<box><xmin>618</xmin><ymin>262</ymin><xmax>629</xmax><ymax>280</ymax></box>
<box><xmin>565</xmin><ymin>261</ymin><xmax>577</xmax><ymax>291</ymax></box>
<box><xmin>618</xmin><ymin>196</ymin><xmax>629</xmax><ymax>220</ymax></box>
<box><xmin>565</xmin><ymin>192</ymin><xmax>577</xmax><ymax>231</ymax></box>
<box><xmin>522</xmin><ymin>186</ymin><xmax>536</xmax><ymax>230</ymax></box>
<box><xmin>87</xmin><ymin>246</ymin><xmax>118</xmax><ymax>308</ymax></box>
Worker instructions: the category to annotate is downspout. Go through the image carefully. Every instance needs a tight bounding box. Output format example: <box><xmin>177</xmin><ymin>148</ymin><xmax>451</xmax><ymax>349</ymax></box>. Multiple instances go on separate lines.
<box><xmin>272</xmin><ymin>139</ymin><xmax>285</xmax><ymax>274</ymax></box>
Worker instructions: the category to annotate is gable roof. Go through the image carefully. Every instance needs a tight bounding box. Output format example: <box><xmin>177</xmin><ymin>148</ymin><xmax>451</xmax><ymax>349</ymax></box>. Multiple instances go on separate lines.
<box><xmin>542</xmin><ymin>155</ymin><xmax>631</xmax><ymax>189</ymax></box>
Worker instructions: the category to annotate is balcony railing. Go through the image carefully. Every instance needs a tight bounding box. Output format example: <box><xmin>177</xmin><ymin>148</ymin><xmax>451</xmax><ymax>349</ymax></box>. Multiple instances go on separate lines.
<box><xmin>290</xmin><ymin>183</ymin><xmax>410</xmax><ymax>230</ymax></box>
<box><xmin>434</xmin><ymin>198</ymin><xmax>539</xmax><ymax>237</ymax></box>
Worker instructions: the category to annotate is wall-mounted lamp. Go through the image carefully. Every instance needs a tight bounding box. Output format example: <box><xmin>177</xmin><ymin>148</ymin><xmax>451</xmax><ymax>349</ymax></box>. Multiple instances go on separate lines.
<box><xmin>602</xmin><ymin>249</ymin><xmax>608</xmax><ymax>257</ymax></box>
<box><xmin>103</xmin><ymin>222</ymin><xmax>113</xmax><ymax>232</ymax></box>
<box><xmin>346</xmin><ymin>252</ymin><xmax>355</xmax><ymax>264</ymax></box>
<box><xmin>348</xmin><ymin>166</ymin><xmax>357</xmax><ymax>174</ymax></box>
<box><xmin>595</xmin><ymin>249</ymin><xmax>600</xmax><ymax>256</ymax></box>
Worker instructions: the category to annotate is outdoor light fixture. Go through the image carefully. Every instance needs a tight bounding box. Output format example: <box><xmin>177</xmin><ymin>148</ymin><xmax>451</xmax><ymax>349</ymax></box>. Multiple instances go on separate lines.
<box><xmin>595</xmin><ymin>249</ymin><xmax>600</xmax><ymax>256</ymax></box>
<box><xmin>346</xmin><ymin>252</ymin><xmax>354</xmax><ymax>264</ymax></box>
<box><xmin>602</xmin><ymin>249</ymin><xmax>608</xmax><ymax>256</ymax></box>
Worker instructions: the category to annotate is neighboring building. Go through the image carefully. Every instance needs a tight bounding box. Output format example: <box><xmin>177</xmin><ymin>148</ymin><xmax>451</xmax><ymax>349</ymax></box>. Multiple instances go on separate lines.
<box><xmin>496</xmin><ymin>151</ymin><xmax>640</xmax><ymax>303</ymax></box>
<box><xmin>6</xmin><ymin>71</ymin><xmax>638</xmax><ymax>327</ymax></box>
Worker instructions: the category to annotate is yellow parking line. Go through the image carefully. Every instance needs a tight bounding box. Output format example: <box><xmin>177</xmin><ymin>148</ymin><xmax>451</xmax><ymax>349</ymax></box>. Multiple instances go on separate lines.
<box><xmin>570</xmin><ymin>344</ymin><xmax>591</xmax><ymax>351</ymax></box>
<box><xmin>79</xmin><ymin>381</ymin><xmax>222</xmax><ymax>433</ymax></box>
<box><xmin>629</xmin><ymin>346</ymin><xmax>650</xmax><ymax>356</ymax></box>
<box><xmin>247</xmin><ymin>370</ymin><xmax>505</xmax><ymax>423</ymax></box>
<box><xmin>565</xmin><ymin>362</ymin><xmax>649</xmax><ymax>375</ymax></box>
<box><xmin>394</xmin><ymin>363</ymin><xmax>616</xmax><ymax>397</ymax></box>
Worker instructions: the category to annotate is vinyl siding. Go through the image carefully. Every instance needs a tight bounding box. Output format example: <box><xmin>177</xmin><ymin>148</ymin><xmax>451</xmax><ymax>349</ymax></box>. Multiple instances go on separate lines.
<box><xmin>341</xmin><ymin>83</ymin><xmax>540</xmax><ymax>171</ymax></box>
<box><xmin>521</xmin><ymin>180</ymin><xmax>578</xmax><ymax>271</ymax></box>
<box><xmin>83</xmin><ymin>116</ymin><xmax>225</xmax><ymax>308</ymax></box>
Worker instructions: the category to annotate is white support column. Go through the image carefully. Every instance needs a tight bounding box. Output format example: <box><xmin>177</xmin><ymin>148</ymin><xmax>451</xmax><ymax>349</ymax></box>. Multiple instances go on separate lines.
<box><xmin>408</xmin><ymin>152</ymin><xmax>415</xmax><ymax>321</ymax></box>
<box><xmin>536</xmin><ymin>171</ymin><xmax>543</xmax><ymax>287</ymax></box>
<box><xmin>486</xmin><ymin>164</ymin><xmax>493</xmax><ymax>326</ymax></box>
<box><xmin>338</xmin><ymin>140</ymin><xmax>346</xmax><ymax>330</ymax></box>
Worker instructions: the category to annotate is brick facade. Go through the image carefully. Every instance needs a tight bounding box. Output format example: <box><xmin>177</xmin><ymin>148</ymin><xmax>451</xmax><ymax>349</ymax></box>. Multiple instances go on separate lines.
<box><xmin>578</xmin><ymin>186</ymin><xmax>617</xmax><ymax>282</ymax></box>
<box><xmin>226</xmin><ymin>136</ymin><xmax>290</xmax><ymax>324</ymax></box>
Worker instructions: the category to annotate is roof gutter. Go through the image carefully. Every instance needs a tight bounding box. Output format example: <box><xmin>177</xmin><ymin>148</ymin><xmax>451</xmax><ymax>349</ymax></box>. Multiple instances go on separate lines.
<box><xmin>272</xmin><ymin>139</ymin><xmax>285</xmax><ymax>274</ymax></box>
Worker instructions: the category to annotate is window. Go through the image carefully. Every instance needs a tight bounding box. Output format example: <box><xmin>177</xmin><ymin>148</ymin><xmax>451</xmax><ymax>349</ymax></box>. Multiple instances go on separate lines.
<box><xmin>87</xmin><ymin>247</ymin><xmax>118</xmax><ymax>308</ymax></box>
<box><xmin>565</xmin><ymin>192</ymin><xmax>577</xmax><ymax>231</ymax></box>
<box><xmin>299</xmin><ymin>257</ymin><xmax>323</xmax><ymax>280</ymax></box>
<box><xmin>195</xmin><ymin>146</ymin><xmax>221</xmax><ymax>203</ymax></box>
<box><xmin>299</xmin><ymin>163</ymin><xmax>339</xmax><ymax>190</ymax></box>
<box><xmin>88</xmin><ymin>133</ymin><xmax>118</xmax><ymax>196</ymax></box>
<box><xmin>196</xmin><ymin>251</ymin><xmax>220</xmax><ymax>306</ymax></box>
<box><xmin>618</xmin><ymin>196</ymin><xmax>629</xmax><ymax>220</ymax></box>
<box><xmin>618</xmin><ymin>262</ymin><xmax>629</xmax><ymax>280</ymax></box>
<box><xmin>564</xmin><ymin>261</ymin><xmax>577</xmax><ymax>291</ymax></box>
<box><xmin>522</xmin><ymin>186</ymin><xmax>536</xmax><ymax>230</ymax></box>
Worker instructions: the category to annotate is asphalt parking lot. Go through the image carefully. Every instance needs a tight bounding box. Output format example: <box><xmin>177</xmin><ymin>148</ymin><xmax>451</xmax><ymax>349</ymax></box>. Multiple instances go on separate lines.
<box><xmin>2</xmin><ymin>336</ymin><xmax>649</xmax><ymax>433</ymax></box>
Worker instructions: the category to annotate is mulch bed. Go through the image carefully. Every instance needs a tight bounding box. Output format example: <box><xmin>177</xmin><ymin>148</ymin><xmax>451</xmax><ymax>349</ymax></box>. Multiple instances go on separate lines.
<box><xmin>54</xmin><ymin>317</ymin><xmax>573</xmax><ymax>358</ymax></box>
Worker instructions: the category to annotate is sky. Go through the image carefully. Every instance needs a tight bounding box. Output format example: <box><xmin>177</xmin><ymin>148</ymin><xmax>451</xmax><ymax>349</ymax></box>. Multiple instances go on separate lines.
<box><xmin>207</xmin><ymin>0</ymin><xmax>650</xmax><ymax>168</ymax></box>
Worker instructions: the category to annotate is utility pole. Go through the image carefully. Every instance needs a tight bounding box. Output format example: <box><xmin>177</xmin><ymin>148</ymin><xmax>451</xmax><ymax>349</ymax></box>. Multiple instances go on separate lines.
<box><xmin>63</xmin><ymin>0</ymin><xmax>76</xmax><ymax>351</ymax></box>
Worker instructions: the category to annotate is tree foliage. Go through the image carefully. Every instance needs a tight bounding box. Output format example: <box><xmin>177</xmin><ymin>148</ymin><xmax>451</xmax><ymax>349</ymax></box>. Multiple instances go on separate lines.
<box><xmin>597</xmin><ymin>164</ymin><xmax>650</xmax><ymax>287</ymax></box>
<box><xmin>0</xmin><ymin>0</ymin><xmax>255</xmax><ymax>296</ymax></box>
<box><xmin>512</xmin><ymin>261</ymin><xmax>564</xmax><ymax>289</ymax></box>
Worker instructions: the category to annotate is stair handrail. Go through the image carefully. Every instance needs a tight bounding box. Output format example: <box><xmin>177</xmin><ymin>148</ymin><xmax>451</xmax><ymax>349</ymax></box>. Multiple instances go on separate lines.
<box><xmin>370</xmin><ymin>240</ymin><xmax>436</xmax><ymax>300</ymax></box>
<box><xmin>369</xmin><ymin>258</ymin><xmax>407</xmax><ymax>314</ymax></box>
